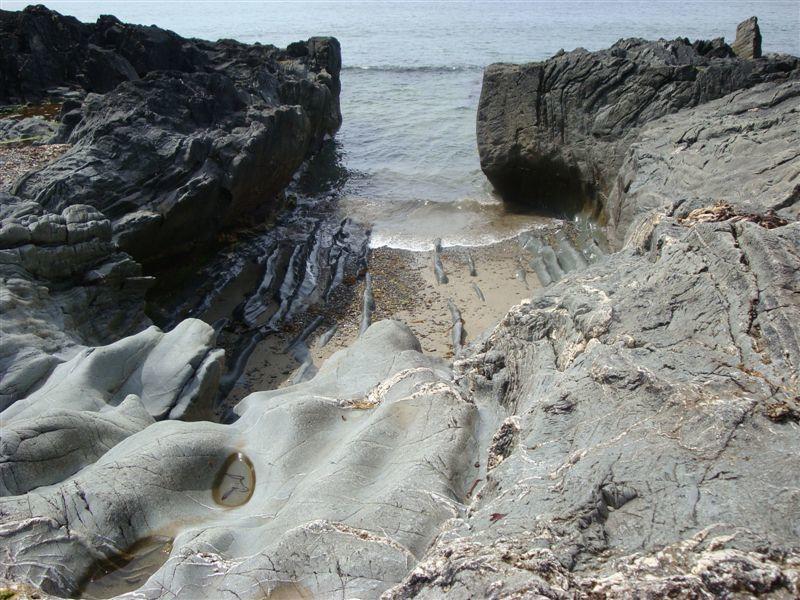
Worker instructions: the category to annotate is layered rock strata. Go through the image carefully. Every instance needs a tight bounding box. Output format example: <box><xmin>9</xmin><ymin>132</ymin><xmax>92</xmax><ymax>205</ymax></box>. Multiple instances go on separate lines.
<box><xmin>0</xmin><ymin>195</ymin><xmax>224</xmax><ymax>498</ymax></box>
<box><xmin>733</xmin><ymin>16</ymin><xmax>762</xmax><ymax>59</ymax></box>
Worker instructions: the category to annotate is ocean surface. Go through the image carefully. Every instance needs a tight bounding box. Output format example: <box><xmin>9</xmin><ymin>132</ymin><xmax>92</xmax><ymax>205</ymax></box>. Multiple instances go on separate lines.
<box><xmin>5</xmin><ymin>1</ymin><xmax>799</xmax><ymax>249</ymax></box>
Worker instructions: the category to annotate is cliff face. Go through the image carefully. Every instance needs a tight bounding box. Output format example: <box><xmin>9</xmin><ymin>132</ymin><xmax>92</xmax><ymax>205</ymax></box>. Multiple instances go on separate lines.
<box><xmin>476</xmin><ymin>21</ymin><xmax>798</xmax><ymax>216</ymax></box>
<box><xmin>0</xmin><ymin>5</ymin><xmax>341</xmax><ymax>262</ymax></box>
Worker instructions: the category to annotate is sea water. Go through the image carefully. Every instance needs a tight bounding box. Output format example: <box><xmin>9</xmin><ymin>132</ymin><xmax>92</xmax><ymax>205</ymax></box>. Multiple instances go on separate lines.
<box><xmin>5</xmin><ymin>0</ymin><xmax>798</xmax><ymax>249</ymax></box>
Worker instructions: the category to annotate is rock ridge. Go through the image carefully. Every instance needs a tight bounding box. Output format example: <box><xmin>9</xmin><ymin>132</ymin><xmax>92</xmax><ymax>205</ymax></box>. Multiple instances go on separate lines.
<box><xmin>476</xmin><ymin>18</ymin><xmax>798</xmax><ymax>220</ymax></box>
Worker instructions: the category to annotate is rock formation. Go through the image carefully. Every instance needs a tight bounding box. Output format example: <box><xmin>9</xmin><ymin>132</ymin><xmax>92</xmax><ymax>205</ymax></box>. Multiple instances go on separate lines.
<box><xmin>476</xmin><ymin>18</ymin><xmax>798</xmax><ymax>212</ymax></box>
<box><xmin>1</xmin><ymin>5</ymin><xmax>341</xmax><ymax>263</ymax></box>
<box><xmin>3</xmin><ymin>196</ymin><xmax>799</xmax><ymax>599</ymax></box>
<box><xmin>607</xmin><ymin>79</ymin><xmax>800</xmax><ymax>246</ymax></box>
<box><xmin>733</xmin><ymin>16</ymin><xmax>762</xmax><ymax>59</ymax></box>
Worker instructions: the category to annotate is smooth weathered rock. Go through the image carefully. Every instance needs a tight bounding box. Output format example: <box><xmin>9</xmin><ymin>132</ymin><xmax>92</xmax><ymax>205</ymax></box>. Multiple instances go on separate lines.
<box><xmin>0</xmin><ymin>192</ymin><xmax>224</xmax><ymax>497</ymax></box>
<box><xmin>0</xmin><ymin>193</ymin><xmax>222</xmax><ymax>422</ymax></box>
<box><xmin>0</xmin><ymin>195</ymin><xmax>149</xmax><ymax>409</ymax></box>
<box><xmin>0</xmin><ymin>321</ymin><xmax>476</xmax><ymax>599</ymax></box>
<box><xmin>477</xmin><ymin>25</ymin><xmax>798</xmax><ymax>212</ymax></box>
<box><xmin>732</xmin><ymin>16</ymin><xmax>762</xmax><ymax>59</ymax></box>
<box><xmin>1</xmin><ymin>6</ymin><xmax>341</xmax><ymax>263</ymax></box>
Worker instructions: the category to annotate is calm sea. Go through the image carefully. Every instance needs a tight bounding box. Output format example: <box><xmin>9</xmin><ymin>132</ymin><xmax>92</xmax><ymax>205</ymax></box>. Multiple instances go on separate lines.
<box><xmin>4</xmin><ymin>1</ymin><xmax>799</xmax><ymax>248</ymax></box>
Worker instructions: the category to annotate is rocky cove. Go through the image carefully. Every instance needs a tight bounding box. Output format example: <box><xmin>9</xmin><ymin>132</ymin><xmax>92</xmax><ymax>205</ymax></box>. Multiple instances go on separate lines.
<box><xmin>0</xmin><ymin>5</ymin><xmax>799</xmax><ymax>599</ymax></box>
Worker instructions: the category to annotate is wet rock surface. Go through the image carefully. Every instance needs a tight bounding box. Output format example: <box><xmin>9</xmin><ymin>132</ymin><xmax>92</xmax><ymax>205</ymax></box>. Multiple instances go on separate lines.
<box><xmin>1</xmin><ymin>5</ymin><xmax>341</xmax><ymax>263</ymax></box>
<box><xmin>476</xmin><ymin>17</ymin><xmax>798</xmax><ymax>211</ymax></box>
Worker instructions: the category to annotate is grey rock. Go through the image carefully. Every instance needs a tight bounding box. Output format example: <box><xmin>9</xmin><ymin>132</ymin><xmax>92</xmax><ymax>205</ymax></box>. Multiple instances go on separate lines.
<box><xmin>2</xmin><ymin>318</ymin><xmax>222</xmax><ymax>423</ymax></box>
<box><xmin>732</xmin><ymin>16</ymin><xmax>762</xmax><ymax>59</ymax></box>
<box><xmin>433</xmin><ymin>249</ymin><xmax>448</xmax><ymax>284</ymax></box>
<box><xmin>388</xmin><ymin>214</ymin><xmax>800</xmax><ymax>598</ymax></box>
<box><xmin>360</xmin><ymin>272</ymin><xmax>375</xmax><ymax>335</ymax></box>
<box><xmin>471</xmin><ymin>282</ymin><xmax>485</xmax><ymax>302</ymax></box>
<box><xmin>2</xmin><ymin>211</ymin><xmax>799</xmax><ymax>598</ymax></box>
<box><xmin>2</xmin><ymin>18</ymin><xmax>800</xmax><ymax>600</ymax></box>
<box><xmin>467</xmin><ymin>251</ymin><xmax>476</xmax><ymax>276</ymax></box>
<box><xmin>0</xmin><ymin>321</ymin><xmax>475</xmax><ymax>599</ymax></box>
<box><xmin>447</xmin><ymin>298</ymin><xmax>465</xmax><ymax>353</ymax></box>
<box><xmin>477</xmin><ymin>26</ymin><xmax>798</xmax><ymax>211</ymax></box>
<box><xmin>0</xmin><ymin>194</ymin><xmax>223</xmax><ymax>498</ymax></box>
<box><xmin>0</xmin><ymin>394</ymin><xmax>155</xmax><ymax>496</ymax></box>
<box><xmin>0</xmin><ymin>116</ymin><xmax>57</xmax><ymax>144</ymax></box>
<box><xmin>607</xmin><ymin>79</ymin><xmax>800</xmax><ymax>246</ymax></box>
<box><xmin>0</xmin><ymin>196</ymin><xmax>150</xmax><ymax>410</ymax></box>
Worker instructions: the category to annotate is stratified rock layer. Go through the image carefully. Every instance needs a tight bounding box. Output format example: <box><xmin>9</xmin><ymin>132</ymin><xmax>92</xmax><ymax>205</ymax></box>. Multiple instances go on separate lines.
<box><xmin>0</xmin><ymin>195</ymin><xmax>224</xmax><ymax>497</ymax></box>
<box><xmin>607</xmin><ymin>79</ymin><xmax>800</xmax><ymax>246</ymax></box>
<box><xmin>733</xmin><ymin>16</ymin><xmax>762</xmax><ymax>59</ymax></box>
<box><xmin>476</xmin><ymin>22</ymin><xmax>797</xmax><ymax>211</ymax></box>
<box><xmin>1</xmin><ymin>6</ymin><xmax>341</xmax><ymax>262</ymax></box>
<box><xmin>0</xmin><ymin>195</ymin><xmax>152</xmax><ymax>410</ymax></box>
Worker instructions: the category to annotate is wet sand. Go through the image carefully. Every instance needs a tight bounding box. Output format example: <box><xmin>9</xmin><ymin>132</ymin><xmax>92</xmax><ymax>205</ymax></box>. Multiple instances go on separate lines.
<box><xmin>313</xmin><ymin>240</ymin><xmax>537</xmax><ymax>359</ymax></box>
<box><xmin>223</xmin><ymin>236</ymin><xmax>541</xmax><ymax>406</ymax></box>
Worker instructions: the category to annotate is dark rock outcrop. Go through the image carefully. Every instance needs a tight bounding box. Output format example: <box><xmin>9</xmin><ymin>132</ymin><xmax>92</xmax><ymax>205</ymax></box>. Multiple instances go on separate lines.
<box><xmin>1</xmin><ymin>5</ymin><xmax>341</xmax><ymax>262</ymax></box>
<box><xmin>733</xmin><ymin>16</ymin><xmax>762</xmax><ymax>59</ymax></box>
<box><xmin>476</xmin><ymin>19</ymin><xmax>797</xmax><ymax>214</ymax></box>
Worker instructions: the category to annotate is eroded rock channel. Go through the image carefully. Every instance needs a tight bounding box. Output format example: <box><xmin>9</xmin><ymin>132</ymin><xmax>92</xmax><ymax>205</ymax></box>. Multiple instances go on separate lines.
<box><xmin>1</xmin><ymin>8</ymin><xmax>799</xmax><ymax>600</ymax></box>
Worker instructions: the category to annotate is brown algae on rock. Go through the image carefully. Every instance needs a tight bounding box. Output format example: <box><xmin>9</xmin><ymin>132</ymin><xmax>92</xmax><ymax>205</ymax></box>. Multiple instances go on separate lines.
<box><xmin>212</xmin><ymin>452</ymin><xmax>256</xmax><ymax>507</ymax></box>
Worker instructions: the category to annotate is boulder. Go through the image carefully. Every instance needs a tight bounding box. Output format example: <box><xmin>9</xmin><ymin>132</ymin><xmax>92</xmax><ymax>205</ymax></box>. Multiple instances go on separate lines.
<box><xmin>476</xmin><ymin>24</ymin><xmax>798</xmax><ymax>213</ymax></box>
<box><xmin>732</xmin><ymin>16</ymin><xmax>762</xmax><ymax>59</ymax></box>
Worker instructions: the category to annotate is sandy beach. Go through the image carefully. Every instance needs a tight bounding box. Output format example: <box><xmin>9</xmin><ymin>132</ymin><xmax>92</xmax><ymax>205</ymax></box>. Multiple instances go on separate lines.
<box><xmin>223</xmin><ymin>236</ymin><xmax>541</xmax><ymax>406</ymax></box>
